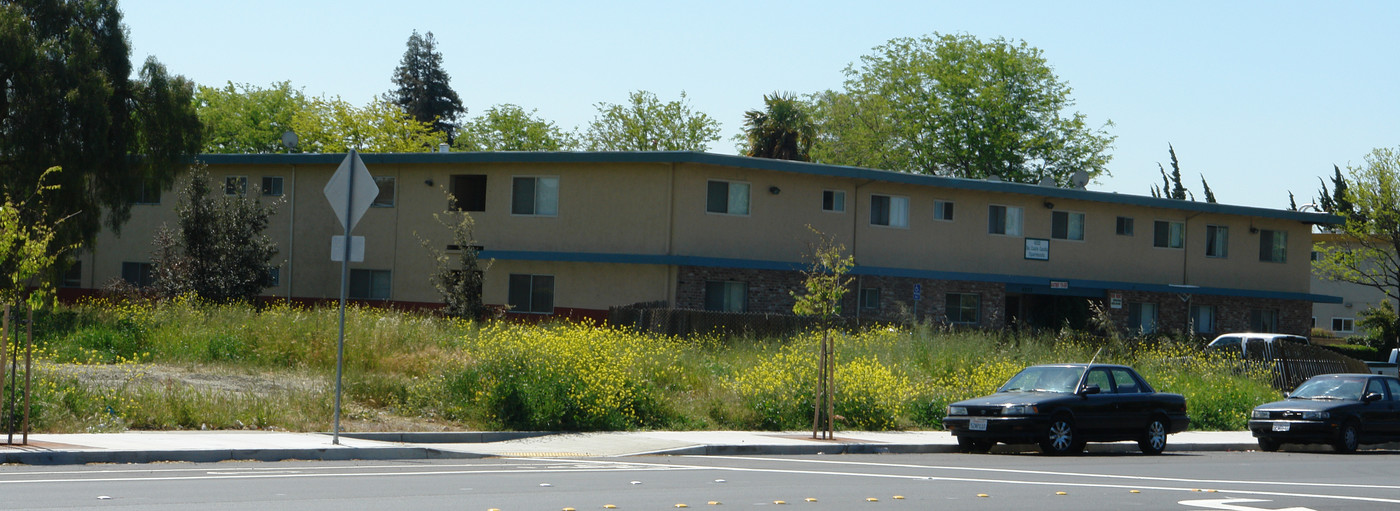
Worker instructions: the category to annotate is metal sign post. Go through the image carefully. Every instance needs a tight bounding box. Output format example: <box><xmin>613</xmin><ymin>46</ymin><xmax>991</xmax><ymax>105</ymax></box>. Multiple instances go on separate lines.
<box><xmin>323</xmin><ymin>149</ymin><xmax>377</xmax><ymax>445</ymax></box>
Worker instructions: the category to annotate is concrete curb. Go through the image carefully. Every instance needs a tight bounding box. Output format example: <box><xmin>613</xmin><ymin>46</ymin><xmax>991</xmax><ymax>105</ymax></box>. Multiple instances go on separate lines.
<box><xmin>0</xmin><ymin>446</ymin><xmax>482</xmax><ymax>465</ymax></box>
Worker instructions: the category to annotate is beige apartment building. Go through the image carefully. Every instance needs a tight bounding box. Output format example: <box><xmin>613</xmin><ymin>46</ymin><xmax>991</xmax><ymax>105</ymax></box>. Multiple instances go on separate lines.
<box><xmin>66</xmin><ymin>152</ymin><xmax>1339</xmax><ymax>335</ymax></box>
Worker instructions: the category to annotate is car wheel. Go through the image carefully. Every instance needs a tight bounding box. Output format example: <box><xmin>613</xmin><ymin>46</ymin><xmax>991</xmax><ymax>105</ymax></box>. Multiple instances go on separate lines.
<box><xmin>1257</xmin><ymin>437</ymin><xmax>1280</xmax><ymax>452</ymax></box>
<box><xmin>1138</xmin><ymin>416</ymin><xmax>1168</xmax><ymax>455</ymax></box>
<box><xmin>957</xmin><ymin>436</ymin><xmax>993</xmax><ymax>454</ymax></box>
<box><xmin>1334</xmin><ymin>421</ymin><xmax>1359</xmax><ymax>454</ymax></box>
<box><xmin>1040</xmin><ymin>416</ymin><xmax>1082</xmax><ymax>455</ymax></box>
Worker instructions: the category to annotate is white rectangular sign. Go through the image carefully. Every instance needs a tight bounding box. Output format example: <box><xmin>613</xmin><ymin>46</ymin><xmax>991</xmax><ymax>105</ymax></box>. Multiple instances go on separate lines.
<box><xmin>1024</xmin><ymin>238</ymin><xmax>1050</xmax><ymax>260</ymax></box>
<box><xmin>330</xmin><ymin>235</ymin><xmax>365</xmax><ymax>262</ymax></box>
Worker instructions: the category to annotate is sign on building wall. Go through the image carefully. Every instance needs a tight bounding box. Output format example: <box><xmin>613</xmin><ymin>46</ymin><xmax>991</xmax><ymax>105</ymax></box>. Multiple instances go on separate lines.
<box><xmin>1025</xmin><ymin>238</ymin><xmax>1050</xmax><ymax>260</ymax></box>
<box><xmin>1110</xmin><ymin>292</ymin><xmax>1124</xmax><ymax>309</ymax></box>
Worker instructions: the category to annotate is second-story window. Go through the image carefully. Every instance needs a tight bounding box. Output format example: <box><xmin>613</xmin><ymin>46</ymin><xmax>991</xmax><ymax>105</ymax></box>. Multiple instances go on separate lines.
<box><xmin>1259</xmin><ymin>229</ymin><xmax>1287</xmax><ymax>262</ymax></box>
<box><xmin>822</xmin><ymin>190</ymin><xmax>845</xmax><ymax>212</ymax></box>
<box><xmin>372</xmin><ymin>176</ymin><xmax>395</xmax><ymax>207</ymax></box>
<box><xmin>870</xmin><ymin>194</ymin><xmax>909</xmax><ymax>228</ymax></box>
<box><xmin>1153</xmin><ymin>220</ymin><xmax>1184</xmax><ymax>248</ymax></box>
<box><xmin>1051</xmin><ymin>211</ymin><xmax>1085</xmax><ymax>240</ymax></box>
<box><xmin>1206</xmin><ymin>225</ymin><xmax>1229</xmax><ymax>258</ymax></box>
<box><xmin>224</xmin><ymin>176</ymin><xmax>248</xmax><ymax>196</ymax></box>
<box><xmin>513</xmin><ymin>176</ymin><xmax>559</xmax><ymax>216</ymax></box>
<box><xmin>706</xmin><ymin>180</ymin><xmax>750</xmax><ymax>215</ymax></box>
<box><xmin>988</xmin><ymin>205</ymin><xmax>1023</xmax><ymax>236</ymax></box>
<box><xmin>933</xmin><ymin>200</ymin><xmax>954</xmax><ymax>221</ymax></box>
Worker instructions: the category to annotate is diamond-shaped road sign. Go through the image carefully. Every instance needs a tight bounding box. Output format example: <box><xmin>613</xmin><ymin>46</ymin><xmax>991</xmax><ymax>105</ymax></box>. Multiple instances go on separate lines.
<box><xmin>323</xmin><ymin>150</ymin><xmax>377</xmax><ymax>232</ymax></box>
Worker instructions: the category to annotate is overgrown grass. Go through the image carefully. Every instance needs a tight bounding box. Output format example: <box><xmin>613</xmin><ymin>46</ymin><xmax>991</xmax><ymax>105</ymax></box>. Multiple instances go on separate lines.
<box><xmin>12</xmin><ymin>297</ymin><xmax>1283</xmax><ymax>433</ymax></box>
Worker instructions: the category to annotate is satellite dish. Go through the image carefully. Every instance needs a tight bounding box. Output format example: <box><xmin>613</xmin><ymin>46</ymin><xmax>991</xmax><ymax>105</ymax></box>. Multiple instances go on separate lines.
<box><xmin>1038</xmin><ymin>176</ymin><xmax>1056</xmax><ymax>187</ymax></box>
<box><xmin>281</xmin><ymin>131</ymin><xmax>299</xmax><ymax>152</ymax></box>
<box><xmin>986</xmin><ymin>174</ymin><xmax>1002</xmax><ymax>182</ymax></box>
<box><xmin>1070</xmin><ymin>170</ymin><xmax>1089</xmax><ymax>189</ymax></box>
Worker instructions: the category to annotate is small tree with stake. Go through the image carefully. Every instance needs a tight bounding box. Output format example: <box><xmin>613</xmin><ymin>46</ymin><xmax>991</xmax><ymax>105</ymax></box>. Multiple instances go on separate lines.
<box><xmin>790</xmin><ymin>227</ymin><xmax>854</xmax><ymax>439</ymax></box>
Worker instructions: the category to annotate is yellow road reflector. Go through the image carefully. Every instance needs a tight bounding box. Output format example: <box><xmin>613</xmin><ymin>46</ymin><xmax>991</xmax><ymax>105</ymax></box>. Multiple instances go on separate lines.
<box><xmin>773</xmin><ymin>501</ymin><xmax>786</xmax><ymax>505</ymax></box>
<box><xmin>805</xmin><ymin>498</ymin><xmax>817</xmax><ymax>502</ymax></box>
<box><xmin>1191</xmin><ymin>489</ymin><xmax>1201</xmax><ymax>492</ymax></box>
<box><xmin>866</xmin><ymin>497</ymin><xmax>879</xmax><ymax>502</ymax></box>
<box><xmin>675</xmin><ymin>505</ymin><xmax>688</xmax><ymax>509</ymax></box>
<box><xmin>977</xmin><ymin>494</ymin><xmax>989</xmax><ymax>498</ymax></box>
<box><xmin>707</xmin><ymin>502</ymin><xmax>720</xmax><ymax>506</ymax></box>
<box><xmin>893</xmin><ymin>496</ymin><xmax>905</xmax><ymax>500</ymax></box>
<box><xmin>1206</xmin><ymin>489</ymin><xmax>1218</xmax><ymax>493</ymax></box>
<box><xmin>563</xmin><ymin>508</ymin><xmax>575</xmax><ymax>511</ymax></box>
<box><xmin>1056</xmin><ymin>492</ymin><xmax>1067</xmax><ymax>495</ymax></box>
<box><xmin>1130</xmin><ymin>490</ymin><xmax>1141</xmax><ymax>494</ymax></box>
<box><xmin>604</xmin><ymin>506</ymin><xmax>617</xmax><ymax>509</ymax></box>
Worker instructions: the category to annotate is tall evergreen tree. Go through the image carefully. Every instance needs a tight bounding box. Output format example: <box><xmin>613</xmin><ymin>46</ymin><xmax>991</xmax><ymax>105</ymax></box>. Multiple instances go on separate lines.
<box><xmin>388</xmin><ymin>31</ymin><xmax>464</xmax><ymax>140</ymax></box>
<box><xmin>0</xmin><ymin>0</ymin><xmax>201</xmax><ymax>267</ymax></box>
<box><xmin>151</xmin><ymin>167</ymin><xmax>278</xmax><ymax>303</ymax></box>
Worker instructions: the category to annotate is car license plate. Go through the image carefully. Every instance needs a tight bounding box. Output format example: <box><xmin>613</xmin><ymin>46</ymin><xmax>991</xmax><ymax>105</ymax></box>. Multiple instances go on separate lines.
<box><xmin>969</xmin><ymin>418</ymin><xmax>987</xmax><ymax>431</ymax></box>
<box><xmin>1272</xmin><ymin>421</ymin><xmax>1290</xmax><ymax>432</ymax></box>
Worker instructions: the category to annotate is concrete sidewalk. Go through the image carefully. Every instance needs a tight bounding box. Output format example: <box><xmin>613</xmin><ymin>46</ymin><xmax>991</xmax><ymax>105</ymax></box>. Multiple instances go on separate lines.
<box><xmin>0</xmin><ymin>430</ymin><xmax>1264</xmax><ymax>465</ymax></box>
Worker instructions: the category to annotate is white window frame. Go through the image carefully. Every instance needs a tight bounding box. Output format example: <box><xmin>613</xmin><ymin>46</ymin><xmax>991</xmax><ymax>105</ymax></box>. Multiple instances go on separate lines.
<box><xmin>933</xmin><ymin>199</ymin><xmax>954</xmax><ymax>222</ymax></box>
<box><xmin>1332</xmin><ymin>317</ymin><xmax>1355</xmax><ymax>333</ymax></box>
<box><xmin>988</xmin><ymin>204</ymin><xmax>1024</xmax><ymax>237</ymax></box>
<box><xmin>512</xmin><ymin>176</ymin><xmax>560</xmax><ymax>217</ymax></box>
<box><xmin>869</xmin><ymin>194</ymin><xmax>909</xmax><ymax>228</ymax></box>
<box><xmin>508</xmin><ymin>273</ymin><xmax>556</xmax><ymax>314</ymax></box>
<box><xmin>706</xmin><ymin>180</ymin><xmax>750</xmax><ymax>216</ymax></box>
<box><xmin>822</xmin><ymin>190</ymin><xmax>846</xmax><ymax>213</ymax></box>
<box><xmin>261</xmin><ymin>176</ymin><xmax>284</xmax><ymax>197</ymax></box>
<box><xmin>224</xmin><ymin>176</ymin><xmax>248</xmax><ymax>196</ymax></box>
<box><xmin>1189</xmin><ymin>304</ymin><xmax>1216</xmax><ymax>334</ymax></box>
<box><xmin>371</xmin><ymin>176</ymin><xmax>396</xmax><ymax>208</ymax></box>
<box><xmin>1153</xmin><ymin>220</ymin><xmax>1184</xmax><ymax>249</ymax></box>
<box><xmin>1051</xmin><ymin>211</ymin><xmax>1085</xmax><ymax>241</ymax></box>
<box><xmin>859</xmin><ymin>288</ymin><xmax>880</xmax><ymax>310</ymax></box>
<box><xmin>1205</xmin><ymin>224</ymin><xmax>1229</xmax><ymax>258</ymax></box>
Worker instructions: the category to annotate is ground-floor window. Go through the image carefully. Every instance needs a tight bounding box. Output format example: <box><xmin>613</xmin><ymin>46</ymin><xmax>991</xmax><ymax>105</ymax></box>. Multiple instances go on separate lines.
<box><xmin>121</xmin><ymin>261</ymin><xmax>154</xmax><ymax>288</ymax></box>
<box><xmin>1189</xmin><ymin>304</ymin><xmax>1216</xmax><ymax>334</ymax></box>
<box><xmin>945</xmin><ymin>293</ymin><xmax>981</xmax><ymax>325</ymax></box>
<box><xmin>704</xmin><ymin>281</ymin><xmax>747</xmax><ymax>313</ymax></box>
<box><xmin>859</xmin><ymin>288</ymin><xmax>880</xmax><ymax>310</ymax></box>
<box><xmin>1250</xmin><ymin>308</ymin><xmax>1280</xmax><ymax>333</ymax></box>
<box><xmin>1128</xmin><ymin>302</ymin><xmax>1158</xmax><ymax>334</ymax></box>
<box><xmin>1332</xmin><ymin>317</ymin><xmax>1354</xmax><ymax>333</ymax></box>
<box><xmin>508</xmin><ymin>274</ymin><xmax>555</xmax><ymax>313</ymax></box>
<box><xmin>349</xmin><ymin>269</ymin><xmax>392</xmax><ymax>300</ymax></box>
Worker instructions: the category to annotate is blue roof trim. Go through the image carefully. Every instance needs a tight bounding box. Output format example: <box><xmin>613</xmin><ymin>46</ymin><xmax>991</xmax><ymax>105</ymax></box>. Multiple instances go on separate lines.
<box><xmin>476</xmin><ymin>250</ymin><xmax>1343</xmax><ymax>304</ymax></box>
<box><xmin>198</xmin><ymin>151</ymin><xmax>1340</xmax><ymax>225</ymax></box>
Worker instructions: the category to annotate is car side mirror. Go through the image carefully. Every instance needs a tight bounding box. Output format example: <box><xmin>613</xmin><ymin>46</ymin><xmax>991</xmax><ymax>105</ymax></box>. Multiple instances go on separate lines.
<box><xmin>1079</xmin><ymin>384</ymin><xmax>1101</xmax><ymax>396</ymax></box>
<box><xmin>1364</xmin><ymin>392</ymin><xmax>1383</xmax><ymax>403</ymax></box>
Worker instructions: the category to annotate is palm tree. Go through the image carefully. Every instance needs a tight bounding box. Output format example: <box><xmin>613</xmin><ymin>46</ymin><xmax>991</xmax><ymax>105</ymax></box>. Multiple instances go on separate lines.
<box><xmin>743</xmin><ymin>92</ymin><xmax>816</xmax><ymax>161</ymax></box>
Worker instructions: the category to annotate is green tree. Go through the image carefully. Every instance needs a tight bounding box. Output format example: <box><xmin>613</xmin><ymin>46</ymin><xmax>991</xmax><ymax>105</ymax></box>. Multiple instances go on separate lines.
<box><xmin>0</xmin><ymin>0</ymin><xmax>202</xmax><ymax>264</ymax></box>
<box><xmin>584</xmin><ymin>91</ymin><xmax>721</xmax><ymax>151</ymax></box>
<box><xmin>388</xmin><ymin>30</ymin><xmax>464</xmax><ymax>138</ymax></box>
<box><xmin>151</xmin><ymin>167</ymin><xmax>278</xmax><ymax>303</ymax></box>
<box><xmin>291</xmin><ymin>96</ymin><xmax>445</xmax><ymax>153</ymax></box>
<box><xmin>415</xmin><ymin>192</ymin><xmax>491</xmax><ymax>318</ymax></box>
<box><xmin>742</xmin><ymin>92</ymin><xmax>815</xmax><ymax>161</ymax></box>
<box><xmin>1149</xmin><ymin>144</ymin><xmax>1216</xmax><ymax>203</ymax></box>
<box><xmin>195</xmin><ymin>81</ymin><xmax>308</xmax><ymax>153</ymax></box>
<box><xmin>790</xmin><ymin>227</ymin><xmax>854</xmax><ymax>440</ymax></box>
<box><xmin>809</xmin><ymin>33</ymin><xmax>1115</xmax><ymax>184</ymax></box>
<box><xmin>1317</xmin><ymin>164</ymin><xmax>1356</xmax><ymax>217</ymax></box>
<box><xmin>0</xmin><ymin>168</ymin><xmax>67</xmax><ymax>308</ymax></box>
<box><xmin>453</xmin><ymin>104</ymin><xmax>578</xmax><ymax>151</ymax></box>
<box><xmin>1313</xmin><ymin>147</ymin><xmax>1400</xmax><ymax>349</ymax></box>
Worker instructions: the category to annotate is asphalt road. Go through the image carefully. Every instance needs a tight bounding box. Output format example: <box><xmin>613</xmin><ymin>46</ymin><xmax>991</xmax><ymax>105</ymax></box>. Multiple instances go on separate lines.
<box><xmin>1</xmin><ymin>451</ymin><xmax>1398</xmax><ymax>510</ymax></box>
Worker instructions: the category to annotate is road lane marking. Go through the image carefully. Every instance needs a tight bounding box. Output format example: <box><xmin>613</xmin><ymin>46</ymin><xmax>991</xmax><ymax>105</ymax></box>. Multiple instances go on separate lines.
<box><xmin>692</xmin><ymin>455</ymin><xmax>1400</xmax><ymax>491</ymax></box>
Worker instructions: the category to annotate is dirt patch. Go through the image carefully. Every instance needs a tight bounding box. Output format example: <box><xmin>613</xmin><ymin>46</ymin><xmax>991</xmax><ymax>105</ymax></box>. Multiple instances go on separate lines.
<box><xmin>45</xmin><ymin>363</ymin><xmax>460</xmax><ymax>432</ymax></box>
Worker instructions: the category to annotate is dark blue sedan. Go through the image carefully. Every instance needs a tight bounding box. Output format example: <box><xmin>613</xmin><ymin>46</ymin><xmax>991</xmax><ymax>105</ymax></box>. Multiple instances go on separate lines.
<box><xmin>1249</xmin><ymin>373</ymin><xmax>1400</xmax><ymax>453</ymax></box>
<box><xmin>943</xmin><ymin>364</ymin><xmax>1189</xmax><ymax>455</ymax></box>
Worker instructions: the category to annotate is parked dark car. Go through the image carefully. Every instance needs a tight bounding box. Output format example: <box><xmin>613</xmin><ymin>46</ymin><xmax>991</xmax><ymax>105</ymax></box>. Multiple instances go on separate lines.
<box><xmin>1248</xmin><ymin>373</ymin><xmax>1400</xmax><ymax>453</ymax></box>
<box><xmin>943</xmin><ymin>364</ymin><xmax>1190</xmax><ymax>455</ymax></box>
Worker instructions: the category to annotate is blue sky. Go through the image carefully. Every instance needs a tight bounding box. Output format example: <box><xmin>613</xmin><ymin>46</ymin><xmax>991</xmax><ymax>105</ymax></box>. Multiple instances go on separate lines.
<box><xmin>119</xmin><ymin>0</ymin><xmax>1399</xmax><ymax>210</ymax></box>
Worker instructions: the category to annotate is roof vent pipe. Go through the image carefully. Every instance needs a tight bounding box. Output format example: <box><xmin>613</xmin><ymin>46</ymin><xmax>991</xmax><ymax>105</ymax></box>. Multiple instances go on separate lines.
<box><xmin>438</xmin><ymin>143</ymin><xmax>450</xmax><ymax>153</ymax></box>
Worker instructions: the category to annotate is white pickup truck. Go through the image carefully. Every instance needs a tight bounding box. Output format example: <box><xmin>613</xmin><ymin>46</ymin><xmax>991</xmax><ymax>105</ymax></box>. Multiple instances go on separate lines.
<box><xmin>1365</xmin><ymin>349</ymin><xmax>1400</xmax><ymax>377</ymax></box>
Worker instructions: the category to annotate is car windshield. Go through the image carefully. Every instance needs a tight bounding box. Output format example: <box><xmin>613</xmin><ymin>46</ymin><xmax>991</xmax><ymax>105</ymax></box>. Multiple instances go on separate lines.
<box><xmin>999</xmin><ymin>366</ymin><xmax>1085</xmax><ymax>393</ymax></box>
<box><xmin>1290</xmin><ymin>377</ymin><xmax>1367</xmax><ymax>400</ymax></box>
